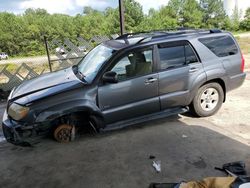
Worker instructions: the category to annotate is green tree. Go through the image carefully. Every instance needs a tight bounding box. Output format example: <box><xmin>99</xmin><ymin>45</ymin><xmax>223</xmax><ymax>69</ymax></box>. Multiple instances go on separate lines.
<box><xmin>0</xmin><ymin>1</ymin><xmax>245</xmax><ymax>57</ymax></box>
<box><xmin>180</xmin><ymin>0</ymin><xmax>203</xmax><ymax>28</ymax></box>
<box><xmin>167</xmin><ymin>0</ymin><xmax>183</xmax><ymax>19</ymax></box>
<box><xmin>104</xmin><ymin>7</ymin><xmax>120</xmax><ymax>34</ymax></box>
<box><xmin>138</xmin><ymin>5</ymin><xmax>178</xmax><ymax>31</ymax></box>
<box><xmin>164</xmin><ymin>0</ymin><xmax>203</xmax><ymax>29</ymax></box>
<box><xmin>231</xmin><ymin>5</ymin><xmax>241</xmax><ymax>31</ymax></box>
<box><xmin>83</xmin><ymin>6</ymin><xmax>98</xmax><ymax>15</ymax></box>
<box><xmin>0</xmin><ymin>12</ymin><xmax>25</xmax><ymax>55</ymax></box>
<box><xmin>240</xmin><ymin>8</ymin><xmax>250</xmax><ymax>31</ymax></box>
<box><xmin>123</xmin><ymin>0</ymin><xmax>144</xmax><ymax>32</ymax></box>
<box><xmin>200</xmin><ymin>0</ymin><xmax>227</xmax><ymax>28</ymax></box>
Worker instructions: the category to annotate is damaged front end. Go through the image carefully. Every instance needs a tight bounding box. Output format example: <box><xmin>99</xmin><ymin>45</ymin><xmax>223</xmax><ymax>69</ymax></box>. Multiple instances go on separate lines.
<box><xmin>1</xmin><ymin>66</ymin><xmax>102</xmax><ymax>146</ymax></box>
<box><xmin>2</xmin><ymin>110</ymin><xmax>50</xmax><ymax>146</ymax></box>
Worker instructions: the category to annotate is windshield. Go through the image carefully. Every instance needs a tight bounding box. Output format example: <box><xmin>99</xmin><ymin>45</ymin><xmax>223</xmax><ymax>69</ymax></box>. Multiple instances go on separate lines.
<box><xmin>77</xmin><ymin>44</ymin><xmax>114</xmax><ymax>82</ymax></box>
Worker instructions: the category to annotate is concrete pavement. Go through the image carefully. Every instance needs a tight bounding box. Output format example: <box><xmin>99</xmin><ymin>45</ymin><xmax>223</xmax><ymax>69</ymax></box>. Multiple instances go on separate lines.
<box><xmin>0</xmin><ymin>72</ymin><xmax>250</xmax><ymax>187</ymax></box>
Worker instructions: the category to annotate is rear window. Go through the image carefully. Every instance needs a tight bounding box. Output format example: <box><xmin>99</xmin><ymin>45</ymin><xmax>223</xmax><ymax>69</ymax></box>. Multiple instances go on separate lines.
<box><xmin>198</xmin><ymin>35</ymin><xmax>238</xmax><ymax>57</ymax></box>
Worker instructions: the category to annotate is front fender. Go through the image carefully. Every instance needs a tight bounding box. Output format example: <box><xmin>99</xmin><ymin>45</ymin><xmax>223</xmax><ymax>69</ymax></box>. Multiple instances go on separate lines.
<box><xmin>35</xmin><ymin>99</ymin><xmax>103</xmax><ymax>123</ymax></box>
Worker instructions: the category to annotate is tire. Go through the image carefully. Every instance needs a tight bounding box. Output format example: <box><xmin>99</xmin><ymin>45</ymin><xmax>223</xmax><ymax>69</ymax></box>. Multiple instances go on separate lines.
<box><xmin>190</xmin><ymin>82</ymin><xmax>224</xmax><ymax>117</ymax></box>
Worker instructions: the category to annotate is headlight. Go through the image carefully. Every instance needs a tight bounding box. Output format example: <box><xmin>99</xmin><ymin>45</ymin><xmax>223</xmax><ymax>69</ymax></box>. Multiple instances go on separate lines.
<box><xmin>8</xmin><ymin>103</ymin><xmax>29</xmax><ymax>121</ymax></box>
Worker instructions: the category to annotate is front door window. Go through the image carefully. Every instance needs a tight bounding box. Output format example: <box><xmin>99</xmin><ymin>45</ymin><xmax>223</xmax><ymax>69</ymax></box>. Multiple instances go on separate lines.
<box><xmin>111</xmin><ymin>50</ymin><xmax>153</xmax><ymax>81</ymax></box>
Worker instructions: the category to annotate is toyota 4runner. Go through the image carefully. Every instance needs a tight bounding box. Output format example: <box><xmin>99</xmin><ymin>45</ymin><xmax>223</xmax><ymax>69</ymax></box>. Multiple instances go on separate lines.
<box><xmin>2</xmin><ymin>29</ymin><xmax>246</xmax><ymax>146</ymax></box>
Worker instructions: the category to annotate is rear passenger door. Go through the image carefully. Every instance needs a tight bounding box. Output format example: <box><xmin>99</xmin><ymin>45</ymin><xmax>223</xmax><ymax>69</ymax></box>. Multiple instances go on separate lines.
<box><xmin>157</xmin><ymin>41</ymin><xmax>203</xmax><ymax>110</ymax></box>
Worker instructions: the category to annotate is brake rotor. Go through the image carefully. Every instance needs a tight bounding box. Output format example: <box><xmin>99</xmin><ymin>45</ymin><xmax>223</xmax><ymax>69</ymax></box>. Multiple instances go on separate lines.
<box><xmin>53</xmin><ymin>124</ymin><xmax>75</xmax><ymax>143</ymax></box>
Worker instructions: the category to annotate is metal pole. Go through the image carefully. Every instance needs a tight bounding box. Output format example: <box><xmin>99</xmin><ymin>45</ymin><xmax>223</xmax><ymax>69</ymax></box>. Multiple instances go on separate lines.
<box><xmin>44</xmin><ymin>36</ymin><xmax>52</xmax><ymax>72</ymax></box>
<box><xmin>119</xmin><ymin>0</ymin><xmax>125</xmax><ymax>35</ymax></box>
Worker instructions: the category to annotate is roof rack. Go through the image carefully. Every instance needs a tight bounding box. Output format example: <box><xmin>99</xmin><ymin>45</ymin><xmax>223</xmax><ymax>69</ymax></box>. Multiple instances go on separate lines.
<box><xmin>116</xmin><ymin>29</ymin><xmax>222</xmax><ymax>41</ymax></box>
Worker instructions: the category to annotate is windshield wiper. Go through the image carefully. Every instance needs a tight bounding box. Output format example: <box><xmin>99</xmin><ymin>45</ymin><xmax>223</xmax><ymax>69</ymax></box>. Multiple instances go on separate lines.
<box><xmin>72</xmin><ymin>65</ymin><xmax>87</xmax><ymax>83</ymax></box>
<box><xmin>78</xmin><ymin>70</ymin><xmax>86</xmax><ymax>80</ymax></box>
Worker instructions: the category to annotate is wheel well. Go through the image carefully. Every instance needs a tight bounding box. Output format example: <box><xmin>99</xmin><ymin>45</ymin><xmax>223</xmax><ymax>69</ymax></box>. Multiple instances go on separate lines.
<box><xmin>201</xmin><ymin>78</ymin><xmax>226</xmax><ymax>102</ymax></box>
<box><xmin>50</xmin><ymin>111</ymin><xmax>104</xmax><ymax>132</ymax></box>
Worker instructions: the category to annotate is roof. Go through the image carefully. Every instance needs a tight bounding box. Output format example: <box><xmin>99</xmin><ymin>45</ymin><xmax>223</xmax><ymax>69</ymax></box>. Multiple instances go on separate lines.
<box><xmin>104</xmin><ymin>29</ymin><xmax>224</xmax><ymax>50</ymax></box>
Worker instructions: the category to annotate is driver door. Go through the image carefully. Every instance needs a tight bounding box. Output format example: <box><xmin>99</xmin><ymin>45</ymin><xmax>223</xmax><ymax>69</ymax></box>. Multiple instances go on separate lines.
<box><xmin>98</xmin><ymin>47</ymin><xmax>160</xmax><ymax>124</ymax></box>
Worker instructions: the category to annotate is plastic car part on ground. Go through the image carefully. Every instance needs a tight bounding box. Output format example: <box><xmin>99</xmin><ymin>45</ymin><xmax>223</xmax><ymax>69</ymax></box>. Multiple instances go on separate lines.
<box><xmin>216</xmin><ymin>161</ymin><xmax>247</xmax><ymax>176</ymax></box>
<box><xmin>152</xmin><ymin>160</ymin><xmax>161</xmax><ymax>173</ymax></box>
<box><xmin>149</xmin><ymin>161</ymin><xmax>250</xmax><ymax>188</ymax></box>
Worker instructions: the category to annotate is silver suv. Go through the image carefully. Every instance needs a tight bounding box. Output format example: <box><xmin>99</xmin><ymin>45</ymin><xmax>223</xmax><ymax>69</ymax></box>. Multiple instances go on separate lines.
<box><xmin>2</xmin><ymin>29</ymin><xmax>246</xmax><ymax>146</ymax></box>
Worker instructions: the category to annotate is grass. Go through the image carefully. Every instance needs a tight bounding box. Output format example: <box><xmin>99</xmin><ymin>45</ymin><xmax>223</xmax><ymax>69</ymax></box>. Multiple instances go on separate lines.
<box><xmin>232</xmin><ymin>31</ymin><xmax>249</xmax><ymax>35</ymax></box>
<box><xmin>236</xmin><ymin>37</ymin><xmax>250</xmax><ymax>54</ymax></box>
<box><xmin>3</xmin><ymin>63</ymin><xmax>19</xmax><ymax>73</ymax></box>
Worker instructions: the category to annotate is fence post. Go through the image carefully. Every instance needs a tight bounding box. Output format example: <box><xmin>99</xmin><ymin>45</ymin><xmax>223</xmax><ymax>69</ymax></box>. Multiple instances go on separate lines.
<box><xmin>119</xmin><ymin>0</ymin><xmax>125</xmax><ymax>35</ymax></box>
<box><xmin>44</xmin><ymin>36</ymin><xmax>52</xmax><ymax>72</ymax></box>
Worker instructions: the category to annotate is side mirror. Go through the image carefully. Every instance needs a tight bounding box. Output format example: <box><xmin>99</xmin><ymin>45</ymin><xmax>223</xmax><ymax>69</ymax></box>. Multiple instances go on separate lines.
<box><xmin>102</xmin><ymin>71</ymin><xmax>118</xmax><ymax>83</ymax></box>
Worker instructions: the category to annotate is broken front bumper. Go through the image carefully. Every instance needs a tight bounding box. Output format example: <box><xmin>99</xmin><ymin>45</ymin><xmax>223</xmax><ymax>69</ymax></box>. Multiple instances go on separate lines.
<box><xmin>2</xmin><ymin>110</ymin><xmax>49</xmax><ymax>146</ymax></box>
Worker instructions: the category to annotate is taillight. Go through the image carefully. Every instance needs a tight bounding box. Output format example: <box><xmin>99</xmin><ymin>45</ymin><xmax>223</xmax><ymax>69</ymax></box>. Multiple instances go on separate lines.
<box><xmin>241</xmin><ymin>54</ymin><xmax>245</xmax><ymax>72</ymax></box>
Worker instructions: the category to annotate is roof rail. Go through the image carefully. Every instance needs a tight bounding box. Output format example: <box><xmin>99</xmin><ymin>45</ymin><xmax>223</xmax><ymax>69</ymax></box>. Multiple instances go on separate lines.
<box><xmin>116</xmin><ymin>29</ymin><xmax>223</xmax><ymax>43</ymax></box>
<box><xmin>116</xmin><ymin>31</ymin><xmax>153</xmax><ymax>40</ymax></box>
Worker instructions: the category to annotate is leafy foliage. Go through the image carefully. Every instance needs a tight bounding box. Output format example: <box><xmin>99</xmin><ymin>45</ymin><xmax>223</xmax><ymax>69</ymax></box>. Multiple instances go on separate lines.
<box><xmin>240</xmin><ymin>8</ymin><xmax>250</xmax><ymax>31</ymax></box>
<box><xmin>0</xmin><ymin>0</ymin><xmax>248</xmax><ymax>57</ymax></box>
<box><xmin>230</xmin><ymin>5</ymin><xmax>241</xmax><ymax>31</ymax></box>
<box><xmin>200</xmin><ymin>0</ymin><xmax>227</xmax><ymax>28</ymax></box>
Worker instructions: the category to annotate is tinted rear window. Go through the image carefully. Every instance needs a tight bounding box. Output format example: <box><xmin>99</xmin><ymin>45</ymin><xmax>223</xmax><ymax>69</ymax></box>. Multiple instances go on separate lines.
<box><xmin>159</xmin><ymin>46</ymin><xmax>185</xmax><ymax>69</ymax></box>
<box><xmin>198</xmin><ymin>36</ymin><xmax>238</xmax><ymax>57</ymax></box>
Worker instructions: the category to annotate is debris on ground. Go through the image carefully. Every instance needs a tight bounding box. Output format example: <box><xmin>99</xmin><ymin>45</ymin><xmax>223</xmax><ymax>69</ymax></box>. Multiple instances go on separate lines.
<box><xmin>149</xmin><ymin>155</ymin><xmax>156</xmax><ymax>159</ymax></box>
<box><xmin>152</xmin><ymin>160</ymin><xmax>161</xmax><ymax>173</ymax></box>
<box><xmin>182</xmin><ymin>134</ymin><xmax>188</xmax><ymax>138</ymax></box>
<box><xmin>215</xmin><ymin>161</ymin><xmax>247</xmax><ymax>176</ymax></box>
<box><xmin>150</xmin><ymin>161</ymin><xmax>250</xmax><ymax>187</ymax></box>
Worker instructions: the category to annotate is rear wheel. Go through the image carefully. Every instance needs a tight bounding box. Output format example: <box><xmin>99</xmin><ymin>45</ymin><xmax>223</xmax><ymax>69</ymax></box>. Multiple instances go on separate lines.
<box><xmin>190</xmin><ymin>83</ymin><xmax>224</xmax><ymax>117</ymax></box>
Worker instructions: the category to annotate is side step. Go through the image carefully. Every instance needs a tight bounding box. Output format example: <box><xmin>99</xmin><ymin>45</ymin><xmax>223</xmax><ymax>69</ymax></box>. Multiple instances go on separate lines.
<box><xmin>103</xmin><ymin>106</ymin><xmax>189</xmax><ymax>131</ymax></box>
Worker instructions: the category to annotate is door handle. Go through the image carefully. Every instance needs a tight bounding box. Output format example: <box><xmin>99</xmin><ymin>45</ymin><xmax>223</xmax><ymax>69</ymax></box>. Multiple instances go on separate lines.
<box><xmin>189</xmin><ymin>67</ymin><xmax>198</xmax><ymax>73</ymax></box>
<box><xmin>145</xmin><ymin>78</ymin><xmax>157</xmax><ymax>84</ymax></box>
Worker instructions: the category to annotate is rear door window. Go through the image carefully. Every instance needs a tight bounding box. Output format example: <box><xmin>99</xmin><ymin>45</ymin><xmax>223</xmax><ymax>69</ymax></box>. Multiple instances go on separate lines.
<box><xmin>198</xmin><ymin>35</ymin><xmax>238</xmax><ymax>57</ymax></box>
<box><xmin>158</xmin><ymin>42</ymin><xmax>199</xmax><ymax>70</ymax></box>
<box><xmin>185</xmin><ymin>45</ymin><xmax>199</xmax><ymax>64</ymax></box>
<box><xmin>158</xmin><ymin>46</ymin><xmax>185</xmax><ymax>70</ymax></box>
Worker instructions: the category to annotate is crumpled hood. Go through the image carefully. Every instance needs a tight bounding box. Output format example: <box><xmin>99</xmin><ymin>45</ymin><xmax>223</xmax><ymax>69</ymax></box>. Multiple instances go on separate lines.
<box><xmin>10</xmin><ymin>67</ymin><xmax>82</xmax><ymax>102</ymax></box>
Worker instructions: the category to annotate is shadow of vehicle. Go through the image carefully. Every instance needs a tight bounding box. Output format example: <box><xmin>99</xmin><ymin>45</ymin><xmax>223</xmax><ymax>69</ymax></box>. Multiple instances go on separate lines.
<box><xmin>0</xmin><ymin>115</ymin><xmax>249</xmax><ymax>188</ymax></box>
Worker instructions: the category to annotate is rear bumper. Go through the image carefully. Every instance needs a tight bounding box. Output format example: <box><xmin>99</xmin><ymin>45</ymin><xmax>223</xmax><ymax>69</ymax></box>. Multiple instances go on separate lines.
<box><xmin>2</xmin><ymin>110</ymin><xmax>48</xmax><ymax>146</ymax></box>
<box><xmin>228</xmin><ymin>73</ymin><xmax>246</xmax><ymax>91</ymax></box>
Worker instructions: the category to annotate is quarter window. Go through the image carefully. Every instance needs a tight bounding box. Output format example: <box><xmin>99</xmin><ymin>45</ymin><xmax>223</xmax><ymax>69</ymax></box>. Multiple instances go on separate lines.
<box><xmin>198</xmin><ymin>36</ymin><xmax>238</xmax><ymax>57</ymax></box>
